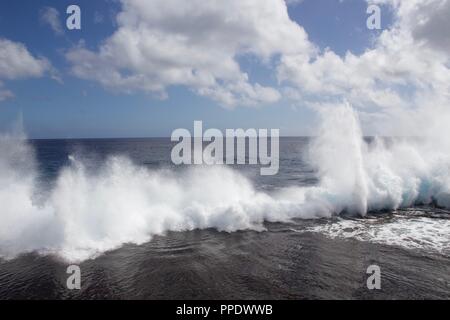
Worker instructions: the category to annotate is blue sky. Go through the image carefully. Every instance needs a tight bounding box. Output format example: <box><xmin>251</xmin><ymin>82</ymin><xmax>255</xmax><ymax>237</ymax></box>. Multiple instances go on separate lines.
<box><xmin>0</xmin><ymin>0</ymin><xmax>395</xmax><ymax>138</ymax></box>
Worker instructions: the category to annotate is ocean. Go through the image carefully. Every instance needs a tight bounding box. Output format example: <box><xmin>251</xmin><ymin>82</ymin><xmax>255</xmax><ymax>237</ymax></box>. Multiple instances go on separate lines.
<box><xmin>0</xmin><ymin>137</ymin><xmax>448</xmax><ymax>299</ymax></box>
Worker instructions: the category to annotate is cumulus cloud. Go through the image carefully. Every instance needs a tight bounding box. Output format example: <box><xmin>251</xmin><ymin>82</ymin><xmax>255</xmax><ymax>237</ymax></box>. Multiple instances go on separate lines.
<box><xmin>0</xmin><ymin>38</ymin><xmax>51</xmax><ymax>80</ymax></box>
<box><xmin>278</xmin><ymin>0</ymin><xmax>450</xmax><ymax>134</ymax></box>
<box><xmin>39</xmin><ymin>7</ymin><xmax>64</xmax><ymax>36</ymax></box>
<box><xmin>0</xmin><ymin>38</ymin><xmax>55</xmax><ymax>101</ymax></box>
<box><xmin>65</xmin><ymin>0</ymin><xmax>449</xmax><ymax>130</ymax></box>
<box><xmin>403</xmin><ymin>0</ymin><xmax>450</xmax><ymax>52</ymax></box>
<box><xmin>66</xmin><ymin>0</ymin><xmax>314</xmax><ymax>108</ymax></box>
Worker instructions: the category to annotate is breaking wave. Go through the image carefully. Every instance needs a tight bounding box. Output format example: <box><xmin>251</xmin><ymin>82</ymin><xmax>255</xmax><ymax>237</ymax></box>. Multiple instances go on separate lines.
<box><xmin>1</xmin><ymin>103</ymin><xmax>449</xmax><ymax>261</ymax></box>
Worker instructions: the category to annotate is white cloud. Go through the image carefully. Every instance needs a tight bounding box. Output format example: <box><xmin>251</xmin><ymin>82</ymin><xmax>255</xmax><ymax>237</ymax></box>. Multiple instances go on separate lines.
<box><xmin>0</xmin><ymin>38</ymin><xmax>55</xmax><ymax>101</ymax></box>
<box><xmin>278</xmin><ymin>0</ymin><xmax>450</xmax><ymax>134</ymax></box>
<box><xmin>0</xmin><ymin>38</ymin><xmax>51</xmax><ymax>80</ymax></box>
<box><xmin>40</xmin><ymin>7</ymin><xmax>64</xmax><ymax>36</ymax></box>
<box><xmin>66</xmin><ymin>0</ymin><xmax>314</xmax><ymax>108</ymax></box>
<box><xmin>402</xmin><ymin>0</ymin><xmax>450</xmax><ymax>52</ymax></box>
<box><xmin>65</xmin><ymin>0</ymin><xmax>449</xmax><ymax>133</ymax></box>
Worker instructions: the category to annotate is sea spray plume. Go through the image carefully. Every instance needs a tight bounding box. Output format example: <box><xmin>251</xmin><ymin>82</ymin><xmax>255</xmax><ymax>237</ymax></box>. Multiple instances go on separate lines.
<box><xmin>49</xmin><ymin>156</ymin><xmax>275</xmax><ymax>261</ymax></box>
<box><xmin>0</xmin><ymin>131</ymin><xmax>330</xmax><ymax>261</ymax></box>
<box><xmin>306</xmin><ymin>101</ymin><xmax>450</xmax><ymax>215</ymax></box>
<box><xmin>0</xmin><ymin>133</ymin><xmax>295</xmax><ymax>261</ymax></box>
<box><xmin>360</xmin><ymin>129</ymin><xmax>450</xmax><ymax>210</ymax></box>
<box><xmin>308</xmin><ymin>102</ymin><xmax>369</xmax><ymax>215</ymax></box>
<box><xmin>1</xmin><ymin>112</ymin><xmax>450</xmax><ymax>261</ymax></box>
<box><xmin>0</xmin><ymin>131</ymin><xmax>61</xmax><ymax>258</ymax></box>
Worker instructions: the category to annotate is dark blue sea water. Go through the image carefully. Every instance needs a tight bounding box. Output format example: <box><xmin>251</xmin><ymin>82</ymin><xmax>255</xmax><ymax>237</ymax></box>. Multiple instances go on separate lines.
<box><xmin>0</xmin><ymin>138</ymin><xmax>448</xmax><ymax>299</ymax></box>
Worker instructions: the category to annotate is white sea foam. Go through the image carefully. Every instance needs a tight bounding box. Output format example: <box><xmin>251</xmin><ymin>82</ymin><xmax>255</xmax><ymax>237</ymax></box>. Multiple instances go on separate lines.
<box><xmin>304</xmin><ymin>215</ymin><xmax>450</xmax><ymax>255</ymax></box>
<box><xmin>1</xmin><ymin>103</ymin><xmax>449</xmax><ymax>261</ymax></box>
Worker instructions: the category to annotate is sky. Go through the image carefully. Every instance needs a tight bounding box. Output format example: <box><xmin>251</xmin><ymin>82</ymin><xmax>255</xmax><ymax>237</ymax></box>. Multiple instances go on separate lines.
<box><xmin>0</xmin><ymin>0</ymin><xmax>448</xmax><ymax>138</ymax></box>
